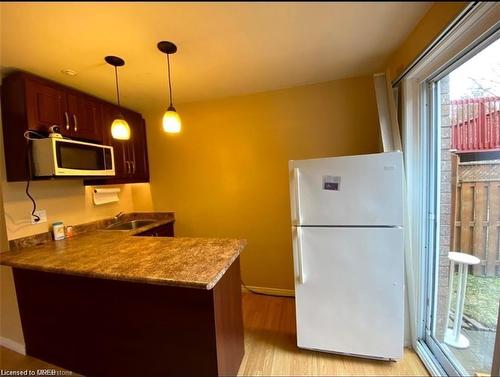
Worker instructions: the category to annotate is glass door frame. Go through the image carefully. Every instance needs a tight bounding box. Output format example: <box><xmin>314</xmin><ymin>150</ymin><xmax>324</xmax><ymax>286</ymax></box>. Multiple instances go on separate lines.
<box><xmin>417</xmin><ymin>29</ymin><xmax>500</xmax><ymax>377</ymax></box>
<box><xmin>421</xmin><ymin>77</ymin><xmax>467</xmax><ymax>376</ymax></box>
<box><xmin>398</xmin><ymin>3</ymin><xmax>500</xmax><ymax>374</ymax></box>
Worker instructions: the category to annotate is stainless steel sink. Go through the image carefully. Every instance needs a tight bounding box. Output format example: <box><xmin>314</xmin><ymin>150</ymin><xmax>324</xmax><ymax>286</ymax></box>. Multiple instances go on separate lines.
<box><xmin>105</xmin><ymin>219</ymin><xmax>157</xmax><ymax>231</ymax></box>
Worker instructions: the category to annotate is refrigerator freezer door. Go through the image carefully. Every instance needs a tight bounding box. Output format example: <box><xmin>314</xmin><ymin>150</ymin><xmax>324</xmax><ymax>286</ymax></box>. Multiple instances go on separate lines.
<box><xmin>289</xmin><ymin>152</ymin><xmax>403</xmax><ymax>226</ymax></box>
<box><xmin>294</xmin><ymin>227</ymin><xmax>404</xmax><ymax>360</ymax></box>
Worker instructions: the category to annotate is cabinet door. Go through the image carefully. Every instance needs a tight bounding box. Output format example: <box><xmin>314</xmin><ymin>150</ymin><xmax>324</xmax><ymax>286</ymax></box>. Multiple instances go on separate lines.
<box><xmin>101</xmin><ymin>103</ymin><xmax>128</xmax><ymax>179</ymax></box>
<box><xmin>127</xmin><ymin>113</ymin><xmax>149</xmax><ymax>181</ymax></box>
<box><xmin>66</xmin><ymin>91</ymin><xmax>103</xmax><ymax>142</ymax></box>
<box><xmin>84</xmin><ymin>105</ymin><xmax>149</xmax><ymax>185</ymax></box>
<box><xmin>25</xmin><ymin>78</ymin><xmax>69</xmax><ymax>135</ymax></box>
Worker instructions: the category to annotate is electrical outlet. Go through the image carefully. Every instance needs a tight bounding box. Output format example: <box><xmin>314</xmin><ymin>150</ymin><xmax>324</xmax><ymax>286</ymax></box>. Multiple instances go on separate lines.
<box><xmin>31</xmin><ymin>210</ymin><xmax>47</xmax><ymax>224</ymax></box>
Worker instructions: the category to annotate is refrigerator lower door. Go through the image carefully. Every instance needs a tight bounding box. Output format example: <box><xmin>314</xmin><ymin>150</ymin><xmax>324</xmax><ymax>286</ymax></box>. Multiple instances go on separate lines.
<box><xmin>293</xmin><ymin>226</ymin><xmax>404</xmax><ymax>360</ymax></box>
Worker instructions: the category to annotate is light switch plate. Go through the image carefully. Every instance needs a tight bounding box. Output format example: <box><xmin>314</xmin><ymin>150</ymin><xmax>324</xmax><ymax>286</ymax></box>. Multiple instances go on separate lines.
<box><xmin>31</xmin><ymin>210</ymin><xmax>47</xmax><ymax>224</ymax></box>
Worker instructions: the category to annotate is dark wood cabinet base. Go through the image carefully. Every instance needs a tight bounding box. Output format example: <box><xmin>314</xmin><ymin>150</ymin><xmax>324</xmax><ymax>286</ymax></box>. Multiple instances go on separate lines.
<box><xmin>13</xmin><ymin>258</ymin><xmax>244</xmax><ymax>377</ymax></box>
<box><xmin>136</xmin><ymin>221</ymin><xmax>174</xmax><ymax>237</ymax></box>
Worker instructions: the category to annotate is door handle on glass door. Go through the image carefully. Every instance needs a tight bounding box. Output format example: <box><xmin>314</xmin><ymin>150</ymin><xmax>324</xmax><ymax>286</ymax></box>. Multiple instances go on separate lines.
<box><xmin>295</xmin><ymin>227</ymin><xmax>305</xmax><ymax>284</ymax></box>
<box><xmin>293</xmin><ymin>168</ymin><xmax>302</xmax><ymax>225</ymax></box>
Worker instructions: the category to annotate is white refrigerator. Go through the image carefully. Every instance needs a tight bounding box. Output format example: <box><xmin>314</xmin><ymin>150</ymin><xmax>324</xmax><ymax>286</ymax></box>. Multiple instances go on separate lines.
<box><xmin>289</xmin><ymin>151</ymin><xmax>404</xmax><ymax>360</ymax></box>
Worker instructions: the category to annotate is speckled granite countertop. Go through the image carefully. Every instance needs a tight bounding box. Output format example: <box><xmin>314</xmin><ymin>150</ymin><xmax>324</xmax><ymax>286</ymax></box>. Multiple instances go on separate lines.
<box><xmin>0</xmin><ymin>213</ymin><xmax>246</xmax><ymax>290</ymax></box>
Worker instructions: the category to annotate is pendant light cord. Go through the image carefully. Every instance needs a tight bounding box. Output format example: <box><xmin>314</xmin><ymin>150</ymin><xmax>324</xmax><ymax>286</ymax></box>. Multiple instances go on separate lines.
<box><xmin>166</xmin><ymin>53</ymin><xmax>173</xmax><ymax>107</ymax></box>
<box><xmin>114</xmin><ymin>66</ymin><xmax>121</xmax><ymax>107</ymax></box>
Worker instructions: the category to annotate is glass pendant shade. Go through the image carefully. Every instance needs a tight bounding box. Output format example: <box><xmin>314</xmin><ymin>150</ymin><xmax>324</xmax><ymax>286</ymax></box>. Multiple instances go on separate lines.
<box><xmin>158</xmin><ymin>41</ymin><xmax>181</xmax><ymax>134</ymax></box>
<box><xmin>111</xmin><ymin>118</ymin><xmax>131</xmax><ymax>140</ymax></box>
<box><xmin>162</xmin><ymin>106</ymin><xmax>181</xmax><ymax>133</ymax></box>
<box><xmin>104</xmin><ymin>55</ymin><xmax>130</xmax><ymax>140</ymax></box>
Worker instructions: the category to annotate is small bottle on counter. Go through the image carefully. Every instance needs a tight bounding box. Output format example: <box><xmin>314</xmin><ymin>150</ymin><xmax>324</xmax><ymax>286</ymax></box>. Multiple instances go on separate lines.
<box><xmin>65</xmin><ymin>225</ymin><xmax>74</xmax><ymax>239</ymax></box>
<box><xmin>52</xmin><ymin>222</ymin><xmax>65</xmax><ymax>240</ymax></box>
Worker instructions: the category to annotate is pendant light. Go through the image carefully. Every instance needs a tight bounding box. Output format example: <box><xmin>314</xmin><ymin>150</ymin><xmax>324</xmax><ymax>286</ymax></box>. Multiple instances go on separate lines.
<box><xmin>157</xmin><ymin>41</ymin><xmax>181</xmax><ymax>133</ymax></box>
<box><xmin>105</xmin><ymin>55</ymin><xmax>131</xmax><ymax>140</ymax></box>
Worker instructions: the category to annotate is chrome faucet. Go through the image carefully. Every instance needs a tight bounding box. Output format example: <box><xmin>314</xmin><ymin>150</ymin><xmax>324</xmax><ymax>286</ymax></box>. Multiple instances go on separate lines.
<box><xmin>113</xmin><ymin>211</ymin><xmax>124</xmax><ymax>222</ymax></box>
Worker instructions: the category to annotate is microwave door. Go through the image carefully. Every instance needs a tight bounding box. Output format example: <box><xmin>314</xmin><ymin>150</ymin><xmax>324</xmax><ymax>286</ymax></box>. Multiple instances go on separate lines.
<box><xmin>56</xmin><ymin>141</ymin><xmax>104</xmax><ymax>174</ymax></box>
<box><xmin>57</xmin><ymin>142</ymin><xmax>115</xmax><ymax>176</ymax></box>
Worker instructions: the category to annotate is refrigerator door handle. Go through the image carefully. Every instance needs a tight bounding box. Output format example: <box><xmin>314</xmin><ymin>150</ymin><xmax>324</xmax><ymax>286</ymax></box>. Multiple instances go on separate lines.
<box><xmin>293</xmin><ymin>168</ymin><xmax>302</xmax><ymax>225</ymax></box>
<box><xmin>295</xmin><ymin>227</ymin><xmax>305</xmax><ymax>284</ymax></box>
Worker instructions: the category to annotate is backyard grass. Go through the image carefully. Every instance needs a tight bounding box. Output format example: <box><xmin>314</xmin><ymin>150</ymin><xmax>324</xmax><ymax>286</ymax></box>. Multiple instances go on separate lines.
<box><xmin>452</xmin><ymin>273</ymin><xmax>500</xmax><ymax>329</ymax></box>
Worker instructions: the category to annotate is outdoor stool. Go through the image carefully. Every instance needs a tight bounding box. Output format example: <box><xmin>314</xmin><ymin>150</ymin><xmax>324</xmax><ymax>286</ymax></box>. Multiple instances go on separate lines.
<box><xmin>444</xmin><ymin>251</ymin><xmax>480</xmax><ymax>349</ymax></box>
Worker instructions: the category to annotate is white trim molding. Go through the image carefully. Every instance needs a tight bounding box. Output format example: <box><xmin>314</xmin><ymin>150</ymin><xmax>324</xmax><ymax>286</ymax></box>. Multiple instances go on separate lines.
<box><xmin>406</xmin><ymin>2</ymin><xmax>499</xmax><ymax>83</ymax></box>
<box><xmin>0</xmin><ymin>336</ymin><xmax>26</xmax><ymax>355</ymax></box>
<box><xmin>394</xmin><ymin>2</ymin><xmax>499</xmax><ymax>85</ymax></box>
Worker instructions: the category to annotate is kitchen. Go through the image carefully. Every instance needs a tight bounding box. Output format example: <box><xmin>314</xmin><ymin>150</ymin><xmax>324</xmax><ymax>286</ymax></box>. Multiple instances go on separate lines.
<box><xmin>1</xmin><ymin>2</ymin><xmax>492</xmax><ymax>377</ymax></box>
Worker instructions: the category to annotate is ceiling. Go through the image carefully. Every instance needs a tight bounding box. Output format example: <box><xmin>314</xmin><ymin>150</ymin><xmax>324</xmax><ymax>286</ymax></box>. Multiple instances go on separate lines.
<box><xmin>1</xmin><ymin>2</ymin><xmax>431</xmax><ymax>113</ymax></box>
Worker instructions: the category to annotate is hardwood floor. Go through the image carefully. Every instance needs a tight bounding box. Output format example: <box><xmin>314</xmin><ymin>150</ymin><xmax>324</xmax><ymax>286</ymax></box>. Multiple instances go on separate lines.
<box><xmin>239</xmin><ymin>293</ymin><xmax>428</xmax><ymax>376</ymax></box>
<box><xmin>0</xmin><ymin>292</ymin><xmax>428</xmax><ymax>376</ymax></box>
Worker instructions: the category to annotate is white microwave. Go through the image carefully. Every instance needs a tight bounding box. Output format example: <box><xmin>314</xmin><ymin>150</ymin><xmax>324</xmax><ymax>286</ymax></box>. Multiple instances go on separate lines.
<box><xmin>31</xmin><ymin>138</ymin><xmax>115</xmax><ymax>177</ymax></box>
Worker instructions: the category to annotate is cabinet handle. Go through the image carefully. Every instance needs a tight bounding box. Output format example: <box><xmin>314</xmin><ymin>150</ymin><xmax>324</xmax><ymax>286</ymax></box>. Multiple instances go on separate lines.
<box><xmin>64</xmin><ymin>112</ymin><xmax>70</xmax><ymax>130</ymax></box>
<box><xmin>132</xmin><ymin>161</ymin><xmax>136</xmax><ymax>175</ymax></box>
<box><xmin>72</xmin><ymin>114</ymin><xmax>78</xmax><ymax>132</ymax></box>
<box><xmin>125</xmin><ymin>161</ymin><xmax>130</xmax><ymax>175</ymax></box>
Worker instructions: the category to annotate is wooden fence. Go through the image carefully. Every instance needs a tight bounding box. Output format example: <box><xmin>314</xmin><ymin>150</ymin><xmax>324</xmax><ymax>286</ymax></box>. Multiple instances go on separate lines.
<box><xmin>452</xmin><ymin>177</ymin><xmax>500</xmax><ymax>276</ymax></box>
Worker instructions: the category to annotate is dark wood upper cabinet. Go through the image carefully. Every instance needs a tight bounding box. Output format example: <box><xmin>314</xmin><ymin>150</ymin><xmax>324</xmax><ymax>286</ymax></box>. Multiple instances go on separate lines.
<box><xmin>25</xmin><ymin>78</ymin><xmax>69</xmax><ymax>136</ymax></box>
<box><xmin>124</xmin><ymin>109</ymin><xmax>150</xmax><ymax>182</ymax></box>
<box><xmin>1</xmin><ymin>71</ymin><xmax>150</xmax><ymax>184</ymax></box>
<box><xmin>84</xmin><ymin>104</ymin><xmax>150</xmax><ymax>186</ymax></box>
<box><xmin>101</xmin><ymin>103</ymin><xmax>128</xmax><ymax>180</ymax></box>
<box><xmin>66</xmin><ymin>91</ymin><xmax>102</xmax><ymax>142</ymax></box>
<box><xmin>130</xmin><ymin>118</ymin><xmax>149</xmax><ymax>181</ymax></box>
<box><xmin>3</xmin><ymin>72</ymin><xmax>103</xmax><ymax>142</ymax></box>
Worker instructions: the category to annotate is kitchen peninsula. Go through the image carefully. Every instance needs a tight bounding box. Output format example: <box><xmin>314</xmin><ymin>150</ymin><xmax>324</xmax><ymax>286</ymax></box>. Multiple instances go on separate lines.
<box><xmin>0</xmin><ymin>213</ymin><xmax>246</xmax><ymax>377</ymax></box>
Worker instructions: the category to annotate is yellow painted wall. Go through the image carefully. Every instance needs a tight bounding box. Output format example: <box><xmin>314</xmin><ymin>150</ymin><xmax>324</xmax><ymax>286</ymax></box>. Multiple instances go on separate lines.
<box><xmin>386</xmin><ymin>2</ymin><xmax>469</xmax><ymax>81</ymax></box>
<box><xmin>131</xmin><ymin>183</ymin><xmax>154</xmax><ymax>212</ymax></box>
<box><xmin>147</xmin><ymin>76</ymin><xmax>381</xmax><ymax>290</ymax></box>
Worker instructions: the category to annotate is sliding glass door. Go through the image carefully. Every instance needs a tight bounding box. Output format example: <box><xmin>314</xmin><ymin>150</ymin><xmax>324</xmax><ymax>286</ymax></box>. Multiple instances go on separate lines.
<box><xmin>423</xmin><ymin>36</ymin><xmax>500</xmax><ymax>377</ymax></box>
